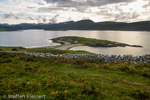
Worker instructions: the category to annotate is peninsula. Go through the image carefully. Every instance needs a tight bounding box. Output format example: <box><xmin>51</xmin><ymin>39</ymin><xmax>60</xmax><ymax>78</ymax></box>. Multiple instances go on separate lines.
<box><xmin>51</xmin><ymin>36</ymin><xmax>143</xmax><ymax>49</ymax></box>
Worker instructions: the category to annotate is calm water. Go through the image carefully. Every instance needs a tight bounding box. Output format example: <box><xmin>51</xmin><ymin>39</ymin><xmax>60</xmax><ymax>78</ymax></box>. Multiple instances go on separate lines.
<box><xmin>0</xmin><ymin>30</ymin><xmax>150</xmax><ymax>55</ymax></box>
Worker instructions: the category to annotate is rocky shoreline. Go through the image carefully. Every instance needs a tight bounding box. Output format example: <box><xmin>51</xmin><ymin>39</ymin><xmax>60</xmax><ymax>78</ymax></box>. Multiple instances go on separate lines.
<box><xmin>1</xmin><ymin>51</ymin><xmax>150</xmax><ymax>63</ymax></box>
<box><xmin>85</xmin><ymin>43</ymin><xmax>143</xmax><ymax>48</ymax></box>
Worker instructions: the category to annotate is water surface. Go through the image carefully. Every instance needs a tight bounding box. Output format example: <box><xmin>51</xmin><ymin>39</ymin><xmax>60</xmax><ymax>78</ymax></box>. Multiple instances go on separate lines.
<box><xmin>0</xmin><ymin>30</ymin><xmax>150</xmax><ymax>55</ymax></box>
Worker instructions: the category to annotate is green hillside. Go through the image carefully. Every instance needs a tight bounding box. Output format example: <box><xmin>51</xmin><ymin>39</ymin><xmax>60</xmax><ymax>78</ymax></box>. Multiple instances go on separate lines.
<box><xmin>0</xmin><ymin>52</ymin><xmax>150</xmax><ymax>100</ymax></box>
<box><xmin>0</xmin><ymin>28</ymin><xmax>13</xmax><ymax>31</ymax></box>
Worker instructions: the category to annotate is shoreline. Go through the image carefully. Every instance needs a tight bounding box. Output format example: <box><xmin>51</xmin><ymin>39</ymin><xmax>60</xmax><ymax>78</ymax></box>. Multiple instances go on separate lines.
<box><xmin>25</xmin><ymin>45</ymin><xmax>58</xmax><ymax>49</ymax></box>
<box><xmin>1</xmin><ymin>45</ymin><xmax>148</xmax><ymax>56</ymax></box>
<box><xmin>56</xmin><ymin>44</ymin><xmax>84</xmax><ymax>50</ymax></box>
<box><xmin>25</xmin><ymin>44</ymin><xmax>84</xmax><ymax>50</ymax></box>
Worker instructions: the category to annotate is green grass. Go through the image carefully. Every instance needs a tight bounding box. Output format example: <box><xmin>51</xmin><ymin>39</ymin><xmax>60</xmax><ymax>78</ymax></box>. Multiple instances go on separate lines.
<box><xmin>0</xmin><ymin>46</ymin><xmax>92</xmax><ymax>54</ymax></box>
<box><xmin>0</xmin><ymin>53</ymin><xmax>150</xmax><ymax>100</ymax></box>
<box><xmin>0</xmin><ymin>28</ymin><xmax>13</xmax><ymax>31</ymax></box>
<box><xmin>0</xmin><ymin>46</ymin><xmax>25</xmax><ymax>51</ymax></box>
<box><xmin>51</xmin><ymin>36</ymin><xmax>116</xmax><ymax>45</ymax></box>
<box><xmin>25</xmin><ymin>48</ymin><xmax>92</xmax><ymax>54</ymax></box>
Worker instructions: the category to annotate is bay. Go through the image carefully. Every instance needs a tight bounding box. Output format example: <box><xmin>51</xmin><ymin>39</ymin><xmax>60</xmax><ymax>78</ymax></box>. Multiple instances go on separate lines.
<box><xmin>0</xmin><ymin>30</ymin><xmax>150</xmax><ymax>55</ymax></box>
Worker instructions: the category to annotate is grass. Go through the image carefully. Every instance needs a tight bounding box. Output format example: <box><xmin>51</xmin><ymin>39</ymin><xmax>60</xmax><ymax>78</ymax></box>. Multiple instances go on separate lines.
<box><xmin>51</xmin><ymin>36</ymin><xmax>116</xmax><ymax>45</ymax></box>
<box><xmin>0</xmin><ymin>52</ymin><xmax>150</xmax><ymax>100</ymax></box>
<box><xmin>0</xmin><ymin>46</ymin><xmax>25</xmax><ymax>51</ymax></box>
<box><xmin>0</xmin><ymin>46</ymin><xmax>92</xmax><ymax>54</ymax></box>
<box><xmin>0</xmin><ymin>28</ymin><xmax>13</xmax><ymax>31</ymax></box>
<box><xmin>25</xmin><ymin>48</ymin><xmax>92</xmax><ymax>54</ymax></box>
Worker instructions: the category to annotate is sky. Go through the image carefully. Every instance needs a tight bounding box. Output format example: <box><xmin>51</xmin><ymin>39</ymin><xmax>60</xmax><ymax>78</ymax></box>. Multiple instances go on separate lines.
<box><xmin>0</xmin><ymin>0</ymin><xmax>150</xmax><ymax>24</ymax></box>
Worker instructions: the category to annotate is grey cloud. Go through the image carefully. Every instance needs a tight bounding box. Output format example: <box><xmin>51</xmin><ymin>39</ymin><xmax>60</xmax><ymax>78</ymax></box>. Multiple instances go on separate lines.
<box><xmin>44</xmin><ymin>0</ymin><xmax>135</xmax><ymax>7</ymax></box>
<box><xmin>37</xmin><ymin>0</ymin><xmax>145</xmax><ymax>23</ymax></box>
<box><xmin>94</xmin><ymin>2</ymin><xmax>140</xmax><ymax>21</ymax></box>
<box><xmin>38</xmin><ymin>7</ymin><xmax>65</xmax><ymax>12</ymax></box>
<box><xmin>49</xmin><ymin>15</ymin><xmax>59</xmax><ymax>23</ymax></box>
<box><xmin>27</xmin><ymin>17</ymin><xmax>35</xmax><ymax>20</ymax></box>
<box><xmin>42</xmin><ymin>17</ymin><xmax>47</xmax><ymax>23</ymax></box>
<box><xmin>38</xmin><ymin>6</ymin><xmax>77</xmax><ymax>13</ymax></box>
<box><xmin>3</xmin><ymin>12</ymin><xmax>20</xmax><ymax>19</ymax></box>
<box><xmin>35</xmin><ymin>16</ymin><xmax>42</xmax><ymax>23</ymax></box>
<box><xmin>42</xmin><ymin>0</ymin><xmax>135</xmax><ymax>13</ymax></box>
<box><xmin>143</xmin><ymin>1</ymin><xmax>150</xmax><ymax>8</ymax></box>
<box><xmin>27</xmin><ymin>6</ymin><xmax>36</xmax><ymax>9</ymax></box>
<box><xmin>34</xmin><ymin>16</ymin><xmax>49</xmax><ymax>23</ymax></box>
<box><xmin>94</xmin><ymin>2</ymin><xmax>140</xmax><ymax>22</ymax></box>
<box><xmin>147</xmin><ymin>17</ymin><xmax>150</xmax><ymax>20</ymax></box>
<box><xmin>38</xmin><ymin>2</ymin><xmax>45</xmax><ymax>5</ymax></box>
<box><xmin>143</xmin><ymin>4</ymin><xmax>149</xmax><ymax>8</ymax></box>
<box><xmin>113</xmin><ymin>12</ymin><xmax>140</xmax><ymax>22</ymax></box>
<box><xmin>131</xmin><ymin>12</ymin><xmax>139</xmax><ymax>19</ymax></box>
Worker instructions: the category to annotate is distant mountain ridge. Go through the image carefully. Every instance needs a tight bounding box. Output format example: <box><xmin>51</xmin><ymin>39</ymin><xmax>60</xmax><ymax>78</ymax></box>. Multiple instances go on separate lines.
<box><xmin>1</xmin><ymin>19</ymin><xmax>150</xmax><ymax>31</ymax></box>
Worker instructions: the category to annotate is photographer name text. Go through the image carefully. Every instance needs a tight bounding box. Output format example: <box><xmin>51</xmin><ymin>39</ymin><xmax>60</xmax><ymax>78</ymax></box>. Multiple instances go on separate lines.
<box><xmin>3</xmin><ymin>94</ymin><xmax>46</xmax><ymax>99</ymax></box>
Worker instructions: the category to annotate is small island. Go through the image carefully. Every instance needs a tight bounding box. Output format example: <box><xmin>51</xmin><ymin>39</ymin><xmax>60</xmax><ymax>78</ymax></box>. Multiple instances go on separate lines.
<box><xmin>51</xmin><ymin>36</ymin><xmax>143</xmax><ymax>49</ymax></box>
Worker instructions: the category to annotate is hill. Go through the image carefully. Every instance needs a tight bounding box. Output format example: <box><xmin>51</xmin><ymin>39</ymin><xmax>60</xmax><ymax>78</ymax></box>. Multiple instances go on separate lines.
<box><xmin>1</xmin><ymin>20</ymin><xmax>150</xmax><ymax>31</ymax></box>
<box><xmin>0</xmin><ymin>52</ymin><xmax>150</xmax><ymax>99</ymax></box>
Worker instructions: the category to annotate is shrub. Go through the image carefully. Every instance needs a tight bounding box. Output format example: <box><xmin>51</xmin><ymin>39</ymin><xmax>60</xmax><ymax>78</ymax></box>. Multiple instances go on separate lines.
<box><xmin>12</xmin><ymin>48</ymin><xmax>18</xmax><ymax>51</ymax></box>
<box><xmin>133</xmin><ymin>90</ymin><xmax>150</xmax><ymax>100</ymax></box>
<box><xmin>19</xmin><ymin>47</ymin><xmax>25</xmax><ymax>49</ymax></box>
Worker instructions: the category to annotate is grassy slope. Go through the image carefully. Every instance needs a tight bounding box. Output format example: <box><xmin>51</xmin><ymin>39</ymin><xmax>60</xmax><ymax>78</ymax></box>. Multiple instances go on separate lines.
<box><xmin>51</xmin><ymin>36</ymin><xmax>116</xmax><ymax>45</ymax></box>
<box><xmin>0</xmin><ymin>53</ymin><xmax>150</xmax><ymax>100</ymax></box>
<box><xmin>0</xmin><ymin>46</ymin><xmax>92</xmax><ymax>54</ymax></box>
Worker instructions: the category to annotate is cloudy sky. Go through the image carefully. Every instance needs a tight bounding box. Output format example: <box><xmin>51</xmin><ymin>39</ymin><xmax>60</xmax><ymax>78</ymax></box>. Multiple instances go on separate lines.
<box><xmin>0</xmin><ymin>0</ymin><xmax>150</xmax><ymax>24</ymax></box>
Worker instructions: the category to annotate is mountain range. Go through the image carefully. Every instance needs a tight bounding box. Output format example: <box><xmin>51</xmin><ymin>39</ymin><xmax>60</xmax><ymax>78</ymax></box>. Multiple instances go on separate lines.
<box><xmin>0</xmin><ymin>19</ymin><xmax>150</xmax><ymax>31</ymax></box>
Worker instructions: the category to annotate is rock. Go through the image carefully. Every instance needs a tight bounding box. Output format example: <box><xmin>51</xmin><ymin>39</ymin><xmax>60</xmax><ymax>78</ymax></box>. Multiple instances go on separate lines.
<box><xmin>1</xmin><ymin>51</ymin><xmax>150</xmax><ymax>63</ymax></box>
<box><xmin>130</xmin><ymin>45</ymin><xmax>143</xmax><ymax>48</ymax></box>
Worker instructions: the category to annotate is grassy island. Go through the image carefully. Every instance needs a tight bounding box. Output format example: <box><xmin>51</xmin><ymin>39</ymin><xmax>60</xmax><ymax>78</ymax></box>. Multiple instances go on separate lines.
<box><xmin>51</xmin><ymin>36</ymin><xmax>142</xmax><ymax>48</ymax></box>
<box><xmin>51</xmin><ymin>36</ymin><xmax>116</xmax><ymax>47</ymax></box>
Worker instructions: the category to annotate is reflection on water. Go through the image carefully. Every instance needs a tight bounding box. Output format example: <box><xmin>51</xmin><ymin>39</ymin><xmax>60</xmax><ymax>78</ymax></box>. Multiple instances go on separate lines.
<box><xmin>0</xmin><ymin>30</ymin><xmax>150</xmax><ymax>55</ymax></box>
<box><xmin>70</xmin><ymin>46</ymin><xmax>148</xmax><ymax>56</ymax></box>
